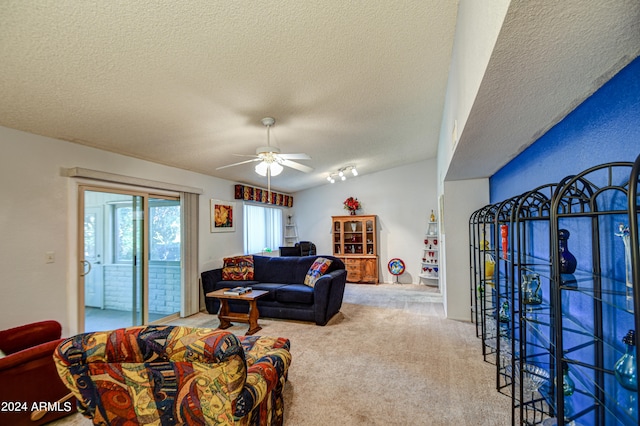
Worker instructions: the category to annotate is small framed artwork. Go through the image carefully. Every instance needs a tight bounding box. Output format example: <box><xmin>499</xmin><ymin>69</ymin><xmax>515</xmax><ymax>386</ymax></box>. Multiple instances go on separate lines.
<box><xmin>210</xmin><ymin>199</ymin><xmax>236</xmax><ymax>232</ymax></box>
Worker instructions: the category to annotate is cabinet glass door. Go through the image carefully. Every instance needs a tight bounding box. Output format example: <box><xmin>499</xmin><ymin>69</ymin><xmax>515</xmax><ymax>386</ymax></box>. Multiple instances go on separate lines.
<box><xmin>366</xmin><ymin>220</ymin><xmax>374</xmax><ymax>254</ymax></box>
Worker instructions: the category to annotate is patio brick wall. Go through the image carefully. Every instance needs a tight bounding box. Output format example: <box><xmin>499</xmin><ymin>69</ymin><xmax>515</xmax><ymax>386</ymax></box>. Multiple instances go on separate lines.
<box><xmin>102</xmin><ymin>264</ymin><xmax>180</xmax><ymax>315</ymax></box>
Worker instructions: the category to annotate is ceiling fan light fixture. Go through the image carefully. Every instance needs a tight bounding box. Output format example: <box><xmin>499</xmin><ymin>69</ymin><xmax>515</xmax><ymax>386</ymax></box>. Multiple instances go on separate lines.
<box><xmin>255</xmin><ymin>161</ymin><xmax>269</xmax><ymax>176</ymax></box>
<box><xmin>270</xmin><ymin>162</ymin><xmax>283</xmax><ymax>176</ymax></box>
<box><xmin>217</xmin><ymin>116</ymin><xmax>312</xmax><ymax>181</ymax></box>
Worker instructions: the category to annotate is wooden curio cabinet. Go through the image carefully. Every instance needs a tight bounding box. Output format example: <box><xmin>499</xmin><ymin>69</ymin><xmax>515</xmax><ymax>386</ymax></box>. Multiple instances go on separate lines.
<box><xmin>332</xmin><ymin>215</ymin><xmax>378</xmax><ymax>284</ymax></box>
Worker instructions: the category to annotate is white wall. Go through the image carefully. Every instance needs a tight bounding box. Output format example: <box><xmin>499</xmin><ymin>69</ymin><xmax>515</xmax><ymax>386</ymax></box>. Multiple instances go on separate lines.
<box><xmin>436</xmin><ymin>0</ymin><xmax>510</xmax><ymax>183</ymax></box>
<box><xmin>292</xmin><ymin>159</ymin><xmax>437</xmax><ymax>285</ymax></box>
<box><xmin>0</xmin><ymin>126</ymin><xmax>245</xmax><ymax>335</ymax></box>
<box><xmin>434</xmin><ymin>0</ymin><xmax>510</xmax><ymax>320</ymax></box>
<box><xmin>441</xmin><ymin>178</ymin><xmax>489</xmax><ymax>320</ymax></box>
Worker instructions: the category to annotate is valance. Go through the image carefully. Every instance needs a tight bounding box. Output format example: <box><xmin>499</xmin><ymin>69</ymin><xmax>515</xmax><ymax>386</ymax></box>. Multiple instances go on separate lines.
<box><xmin>234</xmin><ymin>184</ymin><xmax>293</xmax><ymax>207</ymax></box>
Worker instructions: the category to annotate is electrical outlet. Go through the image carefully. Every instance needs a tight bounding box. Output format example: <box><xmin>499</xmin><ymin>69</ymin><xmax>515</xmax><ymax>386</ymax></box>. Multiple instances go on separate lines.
<box><xmin>45</xmin><ymin>251</ymin><xmax>55</xmax><ymax>264</ymax></box>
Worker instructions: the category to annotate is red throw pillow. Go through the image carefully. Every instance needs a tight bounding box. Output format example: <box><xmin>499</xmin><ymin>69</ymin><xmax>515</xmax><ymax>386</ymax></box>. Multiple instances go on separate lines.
<box><xmin>222</xmin><ymin>255</ymin><xmax>255</xmax><ymax>280</ymax></box>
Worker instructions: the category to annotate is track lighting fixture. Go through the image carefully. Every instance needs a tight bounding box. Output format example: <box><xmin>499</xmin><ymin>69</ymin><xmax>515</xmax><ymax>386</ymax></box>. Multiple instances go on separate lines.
<box><xmin>326</xmin><ymin>165</ymin><xmax>358</xmax><ymax>184</ymax></box>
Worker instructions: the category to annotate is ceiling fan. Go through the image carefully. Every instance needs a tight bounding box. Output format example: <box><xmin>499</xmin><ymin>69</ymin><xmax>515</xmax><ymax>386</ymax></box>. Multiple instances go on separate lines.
<box><xmin>216</xmin><ymin>117</ymin><xmax>313</xmax><ymax>177</ymax></box>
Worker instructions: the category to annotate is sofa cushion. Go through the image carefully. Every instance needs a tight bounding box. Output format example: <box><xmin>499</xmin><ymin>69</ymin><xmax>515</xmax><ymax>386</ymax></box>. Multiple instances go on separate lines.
<box><xmin>253</xmin><ymin>256</ymin><xmax>300</xmax><ymax>283</ymax></box>
<box><xmin>304</xmin><ymin>257</ymin><xmax>333</xmax><ymax>287</ymax></box>
<box><xmin>275</xmin><ymin>284</ymin><xmax>314</xmax><ymax>304</ymax></box>
<box><xmin>251</xmin><ymin>255</ymin><xmax>345</xmax><ymax>284</ymax></box>
<box><xmin>249</xmin><ymin>283</ymin><xmax>288</xmax><ymax>301</ymax></box>
<box><xmin>222</xmin><ymin>255</ymin><xmax>254</xmax><ymax>280</ymax></box>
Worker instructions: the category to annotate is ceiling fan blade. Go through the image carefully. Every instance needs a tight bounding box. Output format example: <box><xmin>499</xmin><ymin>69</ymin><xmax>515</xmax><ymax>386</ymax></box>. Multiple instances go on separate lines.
<box><xmin>281</xmin><ymin>159</ymin><xmax>314</xmax><ymax>173</ymax></box>
<box><xmin>279</xmin><ymin>153</ymin><xmax>311</xmax><ymax>160</ymax></box>
<box><xmin>232</xmin><ymin>153</ymin><xmax>260</xmax><ymax>158</ymax></box>
<box><xmin>216</xmin><ymin>158</ymin><xmax>261</xmax><ymax>170</ymax></box>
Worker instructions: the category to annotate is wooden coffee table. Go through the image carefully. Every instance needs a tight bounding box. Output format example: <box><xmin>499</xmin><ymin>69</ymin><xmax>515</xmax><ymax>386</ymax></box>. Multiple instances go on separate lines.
<box><xmin>206</xmin><ymin>288</ymin><xmax>269</xmax><ymax>335</ymax></box>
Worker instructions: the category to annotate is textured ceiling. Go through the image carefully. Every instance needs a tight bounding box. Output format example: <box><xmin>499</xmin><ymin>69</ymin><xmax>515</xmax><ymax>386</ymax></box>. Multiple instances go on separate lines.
<box><xmin>1</xmin><ymin>1</ymin><xmax>637</xmax><ymax>193</ymax></box>
<box><xmin>447</xmin><ymin>0</ymin><xmax>640</xmax><ymax>181</ymax></box>
<box><xmin>0</xmin><ymin>0</ymin><xmax>458</xmax><ymax>192</ymax></box>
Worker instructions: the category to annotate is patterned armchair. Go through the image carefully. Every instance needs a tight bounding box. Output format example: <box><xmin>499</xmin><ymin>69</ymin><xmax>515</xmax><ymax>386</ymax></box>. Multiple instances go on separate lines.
<box><xmin>53</xmin><ymin>325</ymin><xmax>291</xmax><ymax>425</ymax></box>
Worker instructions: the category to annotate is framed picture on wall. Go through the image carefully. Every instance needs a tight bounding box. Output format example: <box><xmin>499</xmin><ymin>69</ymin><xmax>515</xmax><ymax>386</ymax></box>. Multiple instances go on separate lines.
<box><xmin>210</xmin><ymin>199</ymin><xmax>236</xmax><ymax>232</ymax></box>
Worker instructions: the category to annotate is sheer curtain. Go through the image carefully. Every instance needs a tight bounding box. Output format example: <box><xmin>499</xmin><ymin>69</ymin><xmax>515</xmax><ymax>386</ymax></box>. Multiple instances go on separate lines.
<box><xmin>244</xmin><ymin>204</ymin><xmax>283</xmax><ymax>254</ymax></box>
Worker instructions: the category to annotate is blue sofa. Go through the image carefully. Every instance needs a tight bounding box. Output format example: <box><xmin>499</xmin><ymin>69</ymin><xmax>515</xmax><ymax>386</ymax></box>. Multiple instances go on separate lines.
<box><xmin>201</xmin><ymin>255</ymin><xmax>347</xmax><ymax>326</ymax></box>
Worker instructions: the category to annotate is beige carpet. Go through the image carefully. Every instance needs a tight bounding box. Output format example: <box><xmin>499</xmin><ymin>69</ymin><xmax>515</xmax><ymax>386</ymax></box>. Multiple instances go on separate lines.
<box><xmin>49</xmin><ymin>284</ymin><xmax>511</xmax><ymax>425</ymax></box>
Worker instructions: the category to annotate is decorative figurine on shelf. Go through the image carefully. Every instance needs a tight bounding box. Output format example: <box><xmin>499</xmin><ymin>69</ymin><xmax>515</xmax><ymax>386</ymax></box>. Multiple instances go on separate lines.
<box><xmin>343</xmin><ymin>197</ymin><xmax>361</xmax><ymax>215</ymax></box>
<box><xmin>500</xmin><ymin>225</ymin><xmax>509</xmax><ymax>259</ymax></box>
<box><xmin>554</xmin><ymin>360</ymin><xmax>575</xmax><ymax>396</ymax></box>
<box><xmin>615</xmin><ymin>224</ymin><xmax>633</xmax><ymax>312</ymax></box>
<box><xmin>557</xmin><ymin>229</ymin><xmax>577</xmax><ymax>274</ymax></box>
<box><xmin>614</xmin><ymin>330</ymin><xmax>638</xmax><ymax>392</ymax></box>
<box><xmin>522</xmin><ymin>273</ymin><xmax>542</xmax><ymax>305</ymax></box>
<box><xmin>430</xmin><ymin>210</ymin><xmax>436</xmax><ymax>222</ymax></box>
<box><xmin>499</xmin><ymin>301</ymin><xmax>510</xmax><ymax>323</ymax></box>
<box><xmin>481</xmin><ymin>240</ymin><xmax>495</xmax><ymax>283</ymax></box>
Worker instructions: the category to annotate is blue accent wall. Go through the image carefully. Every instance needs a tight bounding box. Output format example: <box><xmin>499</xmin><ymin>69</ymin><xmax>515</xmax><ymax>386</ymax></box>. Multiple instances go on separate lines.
<box><xmin>490</xmin><ymin>56</ymin><xmax>640</xmax><ymax>203</ymax></box>
<box><xmin>488</xmin><ymin>56</ymin><xmax>640</xmax><ymax>424</ymax></box>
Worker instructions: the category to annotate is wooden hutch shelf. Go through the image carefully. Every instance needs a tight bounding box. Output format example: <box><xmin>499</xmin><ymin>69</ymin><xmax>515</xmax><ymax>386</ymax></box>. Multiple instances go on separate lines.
<box><xmin>332</xmin><ymin>215</ymin><xmax>378</xmax><ymax>284</ymax></box>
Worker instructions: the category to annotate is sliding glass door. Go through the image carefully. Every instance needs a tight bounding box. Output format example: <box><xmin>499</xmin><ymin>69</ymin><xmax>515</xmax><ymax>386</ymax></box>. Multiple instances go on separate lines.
<box><xmin>147</xmin><ymin>197</ymin><xmax>181</xmax><ymax>323</ymax></box>
<box><xmin>80</xmin><ymin>188</ymin><xmax>181</xmax><ymax>332</ymax></box>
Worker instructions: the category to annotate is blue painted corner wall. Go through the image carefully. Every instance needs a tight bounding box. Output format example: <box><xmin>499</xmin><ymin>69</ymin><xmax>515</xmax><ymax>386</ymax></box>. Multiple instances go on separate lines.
<box><xmin>487</xmin><ymin>56</ymin><xmax>640</xmax><ymax>424</ymax></box>
<box><xmin>490</xmin><ymin>56</ymin><xmax>640</xmax><ymax>202</ymax></box>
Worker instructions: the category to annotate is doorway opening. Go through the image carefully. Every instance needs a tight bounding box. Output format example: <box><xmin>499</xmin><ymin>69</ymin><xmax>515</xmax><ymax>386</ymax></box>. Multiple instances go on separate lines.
<box><xmin>80</xmin><ymin>187</ymin><xmax>181</xmax><ymax>332</ymax></box>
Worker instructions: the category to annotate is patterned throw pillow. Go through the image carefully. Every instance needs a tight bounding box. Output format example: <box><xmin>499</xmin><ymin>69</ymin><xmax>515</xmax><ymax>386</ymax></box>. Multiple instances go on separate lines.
<box><xmin>304</xmin><ymin>257</ymin><xmax>333</xmax><ymax>287</ymax></box>
<box><xmin>222</xmin><ymin>255</ymin><xmax>255</xmax><ymax>280</ymax></box>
